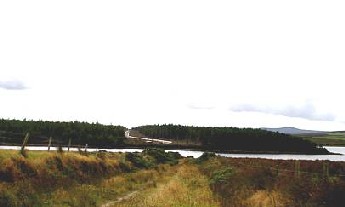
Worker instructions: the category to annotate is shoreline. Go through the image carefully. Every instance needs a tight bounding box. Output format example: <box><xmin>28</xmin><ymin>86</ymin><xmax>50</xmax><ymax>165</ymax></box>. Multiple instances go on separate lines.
<box><xmin>0</xmin><ymin>144</ymin><xmax>338</xmax><ymax>155</ymax></box>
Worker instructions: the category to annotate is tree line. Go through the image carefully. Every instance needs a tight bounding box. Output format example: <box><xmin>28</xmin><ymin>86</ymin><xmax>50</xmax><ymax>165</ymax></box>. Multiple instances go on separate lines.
<box><xmin>0</xmin><ymin>119</ymin><xmax>126</xmax><ymax>148</ymax></box>
<box><xmin>133</xmin><ymin>124</ymin><xmax>329</xmax><ymax>154</ymax></box>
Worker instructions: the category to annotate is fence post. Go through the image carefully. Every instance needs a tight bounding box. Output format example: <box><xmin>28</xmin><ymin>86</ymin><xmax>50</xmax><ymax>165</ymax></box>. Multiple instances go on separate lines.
<box><xmin>48</xmin><ymin>137</ymin><xmax>52</xmax><ymax>151</ymax></box>
<box><xmin>21</xmin><ymin>133</ymin><xmax>30</xmax><ymax>151</ymax></box>
<box><xmin>84</xmin><ymin>144</ymin><xmax>88</xmax><ymax>153</ymax></box>
<box><xmin>68</xmin><ymin>138</ymin><xmax>71</xmax><ymax>152</ymax></box>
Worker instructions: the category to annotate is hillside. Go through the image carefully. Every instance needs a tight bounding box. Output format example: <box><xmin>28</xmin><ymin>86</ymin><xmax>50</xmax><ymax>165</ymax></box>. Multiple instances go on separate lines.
<box><xmin>260</xmin><ymin>127</ymin><xmax>345</xmax><ymax>147</ymax></box>
<box><xmin>0</xmin><ymin>119</ymin><xmax>126</xmax><ymax>148</ymax></box>
<box><xmin>302</xmin><ymin>131</ymin><xmax>345</xmax><ymax>146</ymax></box>
<box><xmin>133</xmin><ymin>124</ymin><xmax>331</xmax><ymax>154</ymax></box>
<box><xmin>261</xmin><ymin>127</ymin><xmax>326</xmax><ymax>135</ymax></box>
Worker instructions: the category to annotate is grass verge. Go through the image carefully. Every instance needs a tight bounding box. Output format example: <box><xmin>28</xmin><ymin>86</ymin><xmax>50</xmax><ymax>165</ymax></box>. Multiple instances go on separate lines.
<box><xmin>113</xmin><ymin>160</ymin><xmax>219</xmax><ymax>207</ymax></box>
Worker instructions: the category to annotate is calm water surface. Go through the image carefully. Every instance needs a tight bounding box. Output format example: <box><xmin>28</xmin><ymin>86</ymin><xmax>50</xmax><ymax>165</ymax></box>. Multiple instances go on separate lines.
<box><xmin>1</xmin><ymin>146</ymin><xmax>344</xmax><ymax>161</ymax></box>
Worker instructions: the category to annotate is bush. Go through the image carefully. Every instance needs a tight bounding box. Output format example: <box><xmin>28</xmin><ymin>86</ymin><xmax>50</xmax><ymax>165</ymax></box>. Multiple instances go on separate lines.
<box><xmin>196</xmin><ymin>152</ymin><xmax>216</xmax><ymax>163</ymax></box>
<box><xmin>210</xmin><ymin>167</ymin><xmax>234</xmax><ymax>184</ymax></box>
<box><xmin>143</xmin><ymin>148</ymin><xmax>181</xmax><ymax>165</ymax></box>
<box><xmin>125</xmin><ymin>152</ymin><xmax>153</xmax><ymax>169</ymax></box>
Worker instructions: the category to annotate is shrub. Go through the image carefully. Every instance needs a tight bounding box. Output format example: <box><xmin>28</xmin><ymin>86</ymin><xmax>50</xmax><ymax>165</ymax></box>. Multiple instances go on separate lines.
<box><xmin>143</xmin><ymin>148</ymin><xmax>181</xmax><ymax>165</ymax></box>
<box><xmin>125</xmin><ymin>152</ymin><xmax>153</xmax><ymax>169</ymax></box>
<box><xmin>196</xmin><ymin>152</ymin><xmax>216</xmax><ymax>163</ymax></box>
<box><xmin>210</xmin><ymin>167</ymin><xmax>234</xmax><ymax>185</ymax></box>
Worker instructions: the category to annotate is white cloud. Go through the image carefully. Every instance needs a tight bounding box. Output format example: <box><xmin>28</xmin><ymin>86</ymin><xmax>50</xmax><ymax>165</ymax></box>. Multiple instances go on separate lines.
<box><xmin>0</xmin><ymin>1</ymin><xmax>345</xmax><ymax>131</ymax></box>
<box><xmin>230</xmin><ymin>100</ymin><xmax>336</xmax><ymax>121</ymax></box>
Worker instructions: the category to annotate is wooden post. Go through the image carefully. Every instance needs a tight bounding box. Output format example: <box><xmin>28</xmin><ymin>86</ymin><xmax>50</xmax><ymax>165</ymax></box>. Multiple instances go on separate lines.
<box><xmin>21</xmin><ymin>133</ymin><xmax>30</xmax><ymax>151</ymax></box>
<box><xmin>48</xmin><ymin>137</ymin><xmax>52</xmax><ymax>151</ymax></box>
<box><xmin>68</xmin><ymin>138</ymin><xmax>71</xmax><ymax>152</ymax></box>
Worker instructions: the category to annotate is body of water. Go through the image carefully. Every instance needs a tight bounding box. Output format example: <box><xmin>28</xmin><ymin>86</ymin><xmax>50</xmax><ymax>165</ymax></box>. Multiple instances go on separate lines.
<box><xmin>1</xmin><ymin>146</ymin><xmax>344</xmax><ymax>161</ymax></box>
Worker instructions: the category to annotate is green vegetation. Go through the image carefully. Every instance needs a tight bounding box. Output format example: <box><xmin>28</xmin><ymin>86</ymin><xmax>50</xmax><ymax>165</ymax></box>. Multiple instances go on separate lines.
<box><xmin>1</xmin><ymin>149</ymin><xmax>345</xmax><ymax>206</ymax></box>
<box><xmin>115</xmin><ymin>162</ymin><xmax>219</xmax><ymax>207</ymax></box>
<box><xmin>196</xmin><ymin>153</ymin><xmax>345</xmax><ymax>207</ymax></box>
<box><xmin>125</xmin><ymin>148</ymin><xmax>181</xmax><ymax>169</ymax></box>
<box><xmin>134</xmin><ymin>124</ymin><xmax>330</xmax><ymax>154</ymax></box>
<box><xmin>301</xmin><ymin>132</ymin><xmax>345</xmax><ymax>146</ymax></box>
<box><xmin>0</xmin><ymin>119</ymin><xmax>332</xmax><ymax>154</ymax></box>
<box><xmin>0</xmin><ymin>119</ymin><xmax>126</xmax><ymax>148</ymax></box>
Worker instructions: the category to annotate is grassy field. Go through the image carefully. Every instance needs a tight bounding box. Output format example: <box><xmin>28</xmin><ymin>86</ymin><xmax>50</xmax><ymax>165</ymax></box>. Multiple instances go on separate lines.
<box><xmin>196</xmin><ymin>153</ymin><xmax>345</xmax><ymax>207</ymax></box>
<box><xmin>0</xmin><ymin>150</ymin><xmax>123</xmax><ymax>206</ymax></box>
<box><xmin>114</xmin><ymin>161</ymin><xmax>219</xmax><ymax>207</ymax></box>
<box><xmin>301</xmin><ymin>131</ymin><xmax>345</xmax><ymax>146</ymax></box>
<box><xmin>0</xmin><ymin>150</ymin><xmax>219</xmax><ymax>207</ymax></box>
<box><xmin>0</xmin><ymin>148</ymin><xmax>183</xmax><ymax>206</ymax></box>
<box><xmin>1</xmin><ymin>149</ymin><xmax>345</xmax><ymax>206</ymax></box>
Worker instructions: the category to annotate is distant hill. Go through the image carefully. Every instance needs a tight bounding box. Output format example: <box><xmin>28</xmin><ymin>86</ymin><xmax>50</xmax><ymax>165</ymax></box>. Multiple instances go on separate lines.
<box><xmin>261</xmin><ymin>127</ymin><xmax>326</xmax><ymax>135</ymax></box>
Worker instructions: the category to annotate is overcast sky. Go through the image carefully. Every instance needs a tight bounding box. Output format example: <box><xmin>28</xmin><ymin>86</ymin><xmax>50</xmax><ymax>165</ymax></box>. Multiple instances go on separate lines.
<box><xmin>1</xmin><ymin>1</ymin><xmax>345</xmax><ymax>131</ymax></box>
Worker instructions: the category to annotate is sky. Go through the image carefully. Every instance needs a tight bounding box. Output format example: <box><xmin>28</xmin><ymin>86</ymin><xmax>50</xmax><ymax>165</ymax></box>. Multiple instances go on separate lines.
<box><xmin>1</xmin><ymin>1</ymin><xmax>345</xmax><ymax>131</ymax></box>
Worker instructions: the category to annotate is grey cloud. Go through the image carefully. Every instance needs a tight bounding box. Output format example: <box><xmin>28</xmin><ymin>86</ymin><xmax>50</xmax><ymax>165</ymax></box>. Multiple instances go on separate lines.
<box><xmin>230</xmin><ymin>101</ymin><xmax>335</xmax><ymax>121</ymax></box>
<box><xmin>0</xmin><ymin>80</ymin><xmax>27</xmax><ymax>90</ymax></box>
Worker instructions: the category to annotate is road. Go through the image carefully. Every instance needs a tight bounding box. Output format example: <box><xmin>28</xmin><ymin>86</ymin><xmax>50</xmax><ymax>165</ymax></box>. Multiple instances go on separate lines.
<box><xmin>125</xmin><ymin>130</ymin><xmax>172</xmax><ymax>144</ymax></box>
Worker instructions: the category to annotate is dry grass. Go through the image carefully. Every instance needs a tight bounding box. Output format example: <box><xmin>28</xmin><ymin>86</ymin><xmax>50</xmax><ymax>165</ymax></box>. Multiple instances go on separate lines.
<box><xmin>115</xmin><ymin>162</ymin><xmax>219</xmax><ymax>207</ymax></box>
<box><xmin>197</xmin><ymin>156</ymin><xmax>345</xmax><ymax>207</ymax></box>
<box><xmin>0</xmin><ymin>150</ymin><xmax>223</xmax><ymax>206</ymax></box>
<box><xmin>0</xmin><ymin>150</ymin><xmax>122</xmax><ymax>183</ymax></box>
<box><xmin>244</xmin><ymin>190</ymin><xmax>291</xmax><ymax>207</ymax></box>
<box><xmin>43</xmin><ymin>164</ymin><xmax>173</xmax><ymax>206</ymax></box>
<box><xmin>0</xmin><ymin>149</ymin><xmax>187</xmax><ymax>206</ymax></box>
<box><xmin>0</xmin><ymin>150</ymin><xmax>125</xmax><ymax>206</ymax></box>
